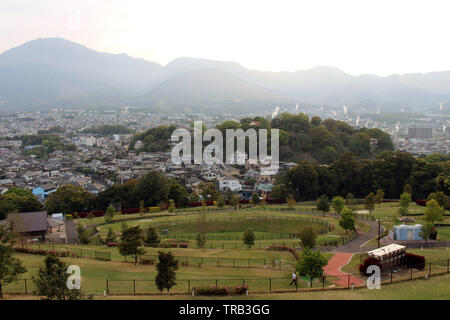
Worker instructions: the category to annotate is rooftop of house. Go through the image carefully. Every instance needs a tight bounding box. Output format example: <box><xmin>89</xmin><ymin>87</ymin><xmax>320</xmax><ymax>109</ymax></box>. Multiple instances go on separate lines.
<box><xmin>7</xmin><ymin>211</ymin><xmax>49</xmax><ymax>233</ymax></box>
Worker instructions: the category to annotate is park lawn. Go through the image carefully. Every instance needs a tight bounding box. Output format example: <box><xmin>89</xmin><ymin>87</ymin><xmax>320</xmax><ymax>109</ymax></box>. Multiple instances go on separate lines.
<box><xmin>20</xmin><ymin>242</ymin><xmax>300</xmax><ymax>265</ymax></box>
<box><xmin>5</xmin><ymin>252</ymin><xmax>322</xmax><ymax>295</ymax></box>
<box><xmin>7</xmin><ymin>273</ymin><xmax>450</xmax><ymax>300</ymax></box>
<box><xmin>96</xmin><ymin>210</ymin><xmax>348</xmax><ymax>244</ymax></box>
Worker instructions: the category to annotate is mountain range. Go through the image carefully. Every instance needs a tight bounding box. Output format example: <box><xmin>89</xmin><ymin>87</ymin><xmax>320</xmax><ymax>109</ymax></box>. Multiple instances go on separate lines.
<box><xmin>0</xmin><ymin>37</ymin><xmax>449</xmax><ymax>113</ymax></box>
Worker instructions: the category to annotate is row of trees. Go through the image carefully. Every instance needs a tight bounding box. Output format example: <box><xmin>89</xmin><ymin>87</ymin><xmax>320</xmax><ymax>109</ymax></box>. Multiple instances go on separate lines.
<box><xmin>276</xmin><ymin>151</ymin><xmax>450</xmax><ymax>201</ymax></box>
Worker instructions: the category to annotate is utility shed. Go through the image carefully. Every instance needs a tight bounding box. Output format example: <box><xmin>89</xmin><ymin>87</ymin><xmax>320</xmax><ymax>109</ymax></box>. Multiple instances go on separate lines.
<box><xmin>394</xmin><ymin>224</ymin><xmax>423</xmax><ymax>241</ymax></box>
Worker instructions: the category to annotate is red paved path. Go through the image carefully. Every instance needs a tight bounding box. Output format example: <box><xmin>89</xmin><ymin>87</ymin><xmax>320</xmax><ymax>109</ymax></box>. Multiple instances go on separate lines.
<box><xmin>323</xmin><ymin>253</ymin><xmax>364</xmax><ymax>287</ymax></box>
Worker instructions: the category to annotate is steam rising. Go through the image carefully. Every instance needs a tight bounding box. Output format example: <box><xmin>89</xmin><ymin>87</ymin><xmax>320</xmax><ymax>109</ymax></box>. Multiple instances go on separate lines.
<box><xmin>272</xmin><ymin>106</ymin><xmax>280</xmax><ymax>119</ymax></box>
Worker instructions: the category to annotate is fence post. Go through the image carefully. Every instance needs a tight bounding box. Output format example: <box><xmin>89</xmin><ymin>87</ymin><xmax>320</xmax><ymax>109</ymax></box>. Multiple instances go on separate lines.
<box><xmin>188</xmin><ymin>280</ymin><xmax>190</xmax><ymax>294</ymax></box>
<box><xmin>429</xmin><ymin>262</ymin><xmax>432</xmax><ymax>277</ymax></box>
<box><xmin>215</xmin><ymin>279</ymin><xmax>218</xmax><ymax>287</ymax></box>
<box><xmin>322</xmin><ymin>276</ymin><xmax>325</xmax><ymax>289</ymax></box>
<box><xmin>24</xmin><ymin>279</ymin><xmax>28</xmax><ymax>295</ymax></box>
<box><xmin>106</xmin><ymin>280</ymin><xmax>109</xmax><ymax>294</ymax></box>
<box><xmin>269</xmin><ymin>278</ymin><xmax>272</xmax><ymax>292</ymax></box>
<box><xmin>347</xmin><ymin>274</ymin><xmax>350</xmax><ymax>288</ymax></box>
<box><xmin>133</xmin><ymin>280</ymin><xmax>136</xmax><ymax>295</ymax></box>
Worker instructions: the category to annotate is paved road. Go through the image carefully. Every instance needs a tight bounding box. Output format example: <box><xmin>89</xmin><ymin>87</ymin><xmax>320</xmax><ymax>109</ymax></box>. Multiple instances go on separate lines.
<box><xmin>321</xmin><ymin>218</ymin><xmax>384</xmax><ymax>253</ymax></box>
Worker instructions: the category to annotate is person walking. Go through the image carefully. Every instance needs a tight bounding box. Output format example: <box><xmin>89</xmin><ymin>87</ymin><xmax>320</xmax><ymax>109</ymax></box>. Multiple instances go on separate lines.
<box><xmin>289</xmin><ymin>271</ymin><xmax>297</xmax><ymax>286</ymax></box>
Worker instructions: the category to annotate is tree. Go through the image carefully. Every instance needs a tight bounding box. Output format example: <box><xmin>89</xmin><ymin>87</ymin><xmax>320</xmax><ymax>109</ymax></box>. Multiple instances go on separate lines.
<box><xmin>419</xmin><ymin>222</ymin><xmax>434</xmax><ymax>241</ymax></box>
<box><xmin>403</xmin><ymin>184</ymin><xmax>412</xmax><ymax>195</ymax></box>
<box><xmin>155</xmin><ymin>251</ymin><xmax>179</xmax><ymax>293</ymax></box>
<box><xmin>0</xmin><ymin>226</ymin><xmax>27</xmax><ymax>298</ymax></box>
<box><xmin>345</xmin><ymin>193</ymin><xmax>355</xmax><ymax>206</ymax></box>
<box><xmin>139</xmin><ymin>200</ymin><xmax>146</xmax><ymax>215</ymax></box>
<box><xmin>119</xmin><ymin>224</ymin><xmax>145</xmax><ymax>265</ymax></box>
<box><xmin>132</xmin><ymin>171</ymin><xmax>169</xmax><ymax>207</ymax></box>
<box><xmin>243</xmin><ymin>228</ymin><xmax>256</xmax><ymax>248</ymax></box>
<box><xmin>33</xmin><ymin>254</ymin><xmax>82</xmax><ymax>300</ymax></box>
<box><xmin>196</xmin><ymin>211</ymin><xmax>208</xmax><ymax>249</ymax></box>
<box><xmin>87</xmin><ymin>212</ymin><xmax>94</xmax><ymax>225</ymax></box>
<box><xmin>196</xmin><ymin>233</ymin><xmax>207</xmax><ymax>249</ymax></box>
<box><xmin>45</xmin><ymin>185</ymin><xmax>94</xmax><ymax>215</ymax></box>
<box><xmin>424</xmin><ymin>199</ymin><xmax>444</xmax><ymax>225</ymax></box>
<box><xmin>168</xmin><ymin>199</ymin><xmax>176</xmax><ymax>213</ymax></box>
<box><xmin>251</xmin><ymin>192</ymin><xmax>260</xmax><ymax>205</ymax></box>
<box><xmin>168</xmin><ymin>180</ymin><xmax>189</xmax><ymax>207</ymax></box>
<box><xmin>298</xmin><ymin>226</ymin><xmax>317</xmax><ymax>249</ymax></box>
<box><xmin>77</xmin><ymin>225</ymin><xmax>89</xmax><ymax>245</ymax></box>
<box><xmin>0</xmin><ymin>188</ymin><xmax>43</xmax><ymax>220</ymax></box>
<box><xmin>145</xmin><ymin>226</ymin><xmax>160</xmax><ymax>245</ymax></box>
<box><xmin>339</xmin><ymin>207</ymin><xmax>356</xmax><ymax>233</ymax></box>
<box><xmin>296</xmin><ymin>248</ymin><xmax>328</xmax><ymax>287</ymax></box>
<box><xmin>104</xmin><ymin>205</ymin><xmax>116</xmax><ymax>223</ymax></box>
<box><xmin>398</xmin><ymin>192</ymin><xmax>411</xmax><ymax>216</ymax></box>
<box><xmin>375</xmin><ymin>189</ymin><xmax>385</xmax><ymax>208</ymax></box>
<box><xmin>105</xmin><ymin>228</ymin><xmax>117</xmax><ymax>243</ymax></box>
<box><xmin>331</xmin><ymin>196</ymin><xmax>345</xmax><ymax>214</ymax></box>
<box><xmin>427</xmin><ymin>192</ymin><xmax>448</xmax><ymax>209</ymax></box>
<box><xmin>198</xmin><ymin>182</ymin><xmax>220</xmax><ymax>202</ymax></box>
<box><xmin>364</xmin><ymin>192</ymin><xmax>376</xmax><ymax>214</ymax></box>
<box><xmin>271</xmin><ymin>184</ymin><xmax>289</xmax><ymax>201</ymax></box>
<box><xmin>216</xmin><ymin>195</ymin><xmax>225</xmax><ymax>209</ymax></box>
<box><xmin>286</xmin><ymin>194</ymin><xmax>296</xmax><ymax>209</ymax></box>
<box><xmin>230</xmin><ymin>195</ymin><xmax>239</xmax><ymax>210</ymax></box>
<box><xmin>316</xmin><ymin>194</ymin><xmax>330</xmax><ymax>213</ymax></box>
<box><xmin>283</xmin><ymin>161</ymin><xmax>319</xmax><ymax>201</ymax></box>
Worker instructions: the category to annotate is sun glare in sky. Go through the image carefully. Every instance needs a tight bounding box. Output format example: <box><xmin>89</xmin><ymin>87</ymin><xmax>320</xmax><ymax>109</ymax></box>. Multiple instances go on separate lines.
<box><xmin>1</xmin><ymin>0</ymin><xmax>450</xmax><ymax>76</ymax></box>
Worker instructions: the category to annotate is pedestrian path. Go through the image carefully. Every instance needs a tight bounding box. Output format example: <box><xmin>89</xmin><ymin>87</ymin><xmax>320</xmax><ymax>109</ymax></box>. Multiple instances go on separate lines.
<box><xmin>323</xmin><ymin>252</ymin><xmax>364</xmax><ymax>287</ymax></box>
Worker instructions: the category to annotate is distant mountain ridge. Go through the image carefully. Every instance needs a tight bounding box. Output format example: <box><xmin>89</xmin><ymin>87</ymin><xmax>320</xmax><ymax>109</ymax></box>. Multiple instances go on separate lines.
<box><xmin>0</xmin><ymin>37</ymin><xmax>449</xmax><ymax>112</ymax></box>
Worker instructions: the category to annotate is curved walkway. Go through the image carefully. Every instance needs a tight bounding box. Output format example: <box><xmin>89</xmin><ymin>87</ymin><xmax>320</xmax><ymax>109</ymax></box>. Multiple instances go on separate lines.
<box><xmin>318</xmin><ymin>217</ymin><xmax>384</xmax><ymax>253</ymax></box>
<box><xmin>323</xmin><ymin>252</ymin><xmax>364</xmax><ymax>287</ymax></box>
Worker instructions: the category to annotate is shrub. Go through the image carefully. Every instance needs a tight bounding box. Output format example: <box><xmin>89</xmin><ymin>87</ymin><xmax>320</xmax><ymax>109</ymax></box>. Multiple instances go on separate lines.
<box><xmin>359</xmin><ymin>257</ymin><xmax>383</xmax><ymax>274</ymax></box>
<box><xmin>106</xmin><ymin>242</ymin><xmax>119</xmax><ymax>247</ymax></box>
<box><xmin>403</xmin><ymin>253</ymin><xmax>426</xmax><ymax>270</ymax></box>
<box><xmin>140</xmin><ymin>257</ymin><xmax>156</xmax><ymax>265</ymax></box>
<box><xmin>193</xmin><ymin>285</ymin><xmax>248</xmax><ymax>296</ymax></box>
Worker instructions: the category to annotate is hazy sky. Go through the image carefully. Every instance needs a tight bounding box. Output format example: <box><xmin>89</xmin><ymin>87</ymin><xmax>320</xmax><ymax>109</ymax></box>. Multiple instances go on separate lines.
<box><xmin>1</xmin><ymin>0</ymin><xmax>450</xmax><ymax>76</ymax></box>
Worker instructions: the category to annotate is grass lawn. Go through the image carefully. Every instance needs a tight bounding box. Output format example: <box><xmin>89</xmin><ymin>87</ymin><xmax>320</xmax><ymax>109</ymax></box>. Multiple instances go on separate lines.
<box><xmin>4</xmin><ymin>252</ymin><xmax>333</xmax><ymax>295</ymax></box>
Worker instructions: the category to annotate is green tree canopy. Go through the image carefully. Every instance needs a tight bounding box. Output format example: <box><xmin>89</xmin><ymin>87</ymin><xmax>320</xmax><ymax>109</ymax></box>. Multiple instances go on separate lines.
<box><xmin>45</xmin><ymin>185</ymin><xmax>94</xmax><ymax>215</ymax></box>
<box><xmin>0</xmin><ymin>226</ymin><xmax>27</xmax><ymax>298</ymax></box>
<box><xmin>119</xmin><ymin>224</ymin><xmax>145</xmax><ymax>265</ymax></box>
<box><xmin>33</xmin><ymin>254</ymin><xmax>81</xmax><ymax>300</ymax></box>
<box><xmin>424</xmin><ymin>199</ymin><xmax>444</xmax><ymax>225</ymax></box>
<box><xmin>331</xmin><ymin>196</ymin><xmax>345</xmax><ymax>214</ymax></box>
<box><xmin>296</xmin><ymin>248</ymin><xmax>328</xmax><ymax>287</ymax></box>
<box><xmin>155</xmin><ymin>251</ymin><xmax>179</xmax><ymax>293</ymax></box>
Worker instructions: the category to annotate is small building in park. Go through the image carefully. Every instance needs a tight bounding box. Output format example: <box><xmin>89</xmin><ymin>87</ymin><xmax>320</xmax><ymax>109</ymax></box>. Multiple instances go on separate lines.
<box><xmin>6</xmin><ymin>211</ymin><xmax>49</xmax><ymax>240</ymax></box>
<box><xmin>367</xmin><ymin>244</ymin><xmax>406</xmax><ymax>271</ymax></box>
<box><xmin>393</xmin><ymin>224</ymin><xmax>423</xmax><ymax>241</ymax></box>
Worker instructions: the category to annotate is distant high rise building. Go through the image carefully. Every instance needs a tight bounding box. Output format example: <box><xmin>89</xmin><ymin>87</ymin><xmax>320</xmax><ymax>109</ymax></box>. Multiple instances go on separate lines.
<box><xmin>408</xmin><ymin>127</ymin><xmax>432</xmax><ymax>139</ymax></box>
